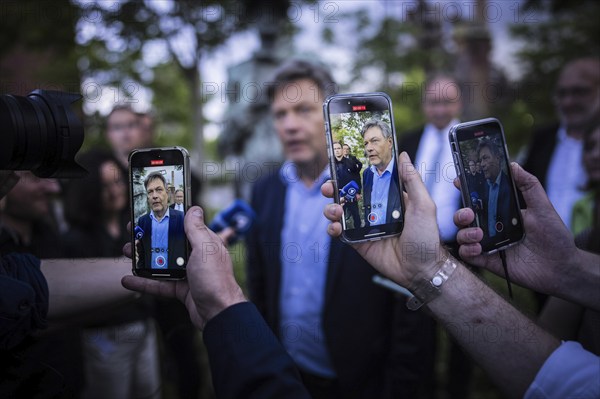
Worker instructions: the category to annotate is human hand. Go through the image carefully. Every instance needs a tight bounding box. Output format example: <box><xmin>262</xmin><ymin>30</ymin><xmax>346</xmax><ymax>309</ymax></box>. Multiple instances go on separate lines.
<box><xmin>322</xmin><ymin>151</ymin><xmax>446</xmax><ymax>289</ymax></box>
<box><xmin>122</xmin><ymin>206</ymin><xmax>246</xmax><ymax>330</ymax></box>
<box><xmin>454</xmin><ymin>162</ymin><xmax>579</xmax><ymax>296</ymax></box>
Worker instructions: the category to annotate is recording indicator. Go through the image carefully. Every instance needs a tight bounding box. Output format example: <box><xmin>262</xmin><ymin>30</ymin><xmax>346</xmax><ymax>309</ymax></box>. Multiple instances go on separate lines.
<box><xmin>352</xmin><ymin>105</ymin><xmax>366</xmax><ymax>111</ymax></box>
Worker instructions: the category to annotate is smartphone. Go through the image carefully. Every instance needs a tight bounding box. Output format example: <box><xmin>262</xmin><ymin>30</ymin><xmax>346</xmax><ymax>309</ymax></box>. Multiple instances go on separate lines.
<box><xmin>449</xmin><ymin>118</ymin><xmax>524</xmax><ymax>254</ymax></box>
<box><xmin>323</xmin><ymin>92</ymin><xmax>404</xmax><ymax>243</ymax></box>
<box><xmin>129</xmin><ymin>147</ymin><xmax>191</xmax><ymax>279</ymax></box>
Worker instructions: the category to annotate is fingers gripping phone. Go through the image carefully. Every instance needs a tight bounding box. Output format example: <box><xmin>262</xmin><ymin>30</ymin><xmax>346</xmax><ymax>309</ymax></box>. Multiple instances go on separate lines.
<box><xmin>129</xmin><ymin>147</ymin><xmax>191</xmax><ymax>279</ymax></box>
<box><xmin>324</xmin><ymin>92</ymin><xmax>405</xmax><ymax>243</ymax></box>
<box><xmin>449</xmin><ymin>118</ymin><xmax>524</xmax><ymax>254</ymax></box>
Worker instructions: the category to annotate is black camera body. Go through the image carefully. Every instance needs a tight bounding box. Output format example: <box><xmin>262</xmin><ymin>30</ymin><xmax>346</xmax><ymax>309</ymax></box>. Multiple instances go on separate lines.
<box><xmin>0</xmin><ymin>90</ymin><xmax>86</xmax><ymax>178</ymax></box>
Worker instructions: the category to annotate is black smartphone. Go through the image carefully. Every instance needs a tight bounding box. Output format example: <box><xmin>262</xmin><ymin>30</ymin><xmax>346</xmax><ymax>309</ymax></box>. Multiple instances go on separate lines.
<box><xmin>323</xmin><ymin>92</ymin><xmax>404</xmax><ymax>243</ymax></box>
<box><xmin>449</xmin><ymin>118</ymin><xmax>524</xmax><ymax>254</ymax></box>
<box><xmin>129</xmin><ymin>147</ymin><xmax>191</xmax><ymax>279</ymax></box>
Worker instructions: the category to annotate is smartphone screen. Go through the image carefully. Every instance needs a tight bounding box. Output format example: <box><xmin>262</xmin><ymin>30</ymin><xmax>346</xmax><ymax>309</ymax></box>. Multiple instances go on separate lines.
<box><xmin>449</xmin><ymin>118</ymin><xmax>524</xmax><ymax>253</ymax></box>
<box><xmin>324</xmin><ymin>92</ymin><xmax>404</xmax><ymax>242</ymax></box>
<box><xmin>129</xmin><ymin>147</ymin><xmax>190</xmax><ymax>279</ymax></box>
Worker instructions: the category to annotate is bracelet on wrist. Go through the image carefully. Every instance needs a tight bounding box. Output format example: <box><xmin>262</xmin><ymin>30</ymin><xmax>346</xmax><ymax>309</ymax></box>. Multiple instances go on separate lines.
<box><xmin>406</xmin><ymin>254</ymin><xmax>458</xmax><ymax>311</ymax></box>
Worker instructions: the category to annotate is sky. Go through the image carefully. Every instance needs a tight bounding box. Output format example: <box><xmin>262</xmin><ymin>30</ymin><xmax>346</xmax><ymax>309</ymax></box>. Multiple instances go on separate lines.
<box><xmin>79</xmin><ymin>0</ymin><xmax>529</xmax><ymax>140</ymax></box>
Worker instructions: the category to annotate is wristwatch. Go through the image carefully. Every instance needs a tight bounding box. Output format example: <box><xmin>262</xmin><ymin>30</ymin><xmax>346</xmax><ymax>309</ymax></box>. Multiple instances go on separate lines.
<box><xmin>406</xmin><ymin>255</ymin><xmax>458</xmax><ymax>311</ymax></box>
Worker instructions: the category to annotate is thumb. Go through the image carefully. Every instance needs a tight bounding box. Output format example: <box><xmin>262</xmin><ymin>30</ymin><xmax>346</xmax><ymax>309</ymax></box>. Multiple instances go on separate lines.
<box><xmin>398</xmin><ymin>151</ymin><xmax>430</xmax><ymax>204</ymax></box>
<box><xmin>184</xmin><ymin>206</ymin><xmax>214</xmax><ymax>249</ymax></box>
<box><xmin>511</xmin><ymin>163</ymin><xmax>552</xmax><ymax>210</ymax></box>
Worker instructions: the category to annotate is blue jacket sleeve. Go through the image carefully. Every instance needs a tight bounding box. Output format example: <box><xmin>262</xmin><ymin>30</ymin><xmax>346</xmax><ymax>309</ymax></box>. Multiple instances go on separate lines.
<box><xmin>0</xmin><ymin>253</ymin><xmax>48</xmax><ymax>350</ymax></box>
<box><xmin>203</xmin><ymin>302</ymin><xmax>310</xmax><ymax>399</ymax></box>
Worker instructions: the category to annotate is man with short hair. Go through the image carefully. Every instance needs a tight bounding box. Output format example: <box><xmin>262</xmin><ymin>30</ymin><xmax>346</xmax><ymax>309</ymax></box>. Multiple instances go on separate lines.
<box><xmin>523</xmin><ymin>57</ymin><xmax>600</xmax><ymax>228</ymax></box>
<box><xmin>333</xmin><ymin>141</ymin><xmax>362</xmax><ymax>229</ymax></box>
<box><xmin>170</xmin><ymin>189</ymin><xmax>185</xmax><ymax>212</ymax></box>
<box><xmin>361</xmin><ymin>120</ymin><xmax>401</xmax><ymax>227</ymax></box>
<box><xmin>136</xmin><ymin>172</ymin><xmax>185</xmax><ymax>269</ymax></box>
<box><xmin>247</xmin><ymin>59</ymin><xmax>427</xmax><ymax>399</ymax></box>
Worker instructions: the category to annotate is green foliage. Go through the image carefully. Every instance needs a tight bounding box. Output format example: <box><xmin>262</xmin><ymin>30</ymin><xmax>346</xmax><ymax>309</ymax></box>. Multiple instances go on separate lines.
<box><xmin>331</xmin><ymin>111</ymin><xmax>391</xmax><ymax>162</ymax></box>
<box><xmin>510</xmin><ymin>0</ymin><xmax>600</xmax><ymax>126</ymax></box>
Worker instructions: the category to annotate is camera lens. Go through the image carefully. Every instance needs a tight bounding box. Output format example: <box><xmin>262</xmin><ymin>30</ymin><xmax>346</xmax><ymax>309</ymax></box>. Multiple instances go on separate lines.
<box><xmin>0</xmin><ymin>90</ymin><xmax>86</xmax><ymax>178</ymax></box>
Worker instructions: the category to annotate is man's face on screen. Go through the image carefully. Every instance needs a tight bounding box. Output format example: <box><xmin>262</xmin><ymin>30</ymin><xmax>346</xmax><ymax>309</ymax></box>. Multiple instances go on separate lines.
<box><xmin>146</xmin><ymin>177</ymin><xmax>168</xmax><ymax>217</ymax></box>
<box><xmin>364</xmin><ymin>126</ymin><xmax>393</xmax><ymax>171</ymax></box>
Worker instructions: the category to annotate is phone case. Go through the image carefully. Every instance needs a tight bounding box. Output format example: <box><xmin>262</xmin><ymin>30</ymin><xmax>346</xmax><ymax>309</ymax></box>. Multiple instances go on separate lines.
<box><xmin>323</xmin><ymin>92</ymin><xmax>404</xmax><ymax>243</ymax></box>
<box><xmin>449</xmin><ymin>118</ymin><xmax>524</xmax><ymax>254</ymax></box>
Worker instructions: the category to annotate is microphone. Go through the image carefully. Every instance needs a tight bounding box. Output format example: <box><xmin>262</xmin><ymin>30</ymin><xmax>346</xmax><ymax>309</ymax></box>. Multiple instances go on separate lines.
<box><xmin>209</xmin><ymin>199</ymin><xmax>256</xmax><ymax>244</ymax></box>
<box><xmin>340</xmin><ymin>180</ymin><xmax>360</xmax><ymax>202</ymax></box>
<box><xmin>134</xmin><ymin>225</ymin><xmax>145</xmax><ymax>240</ymax></box>
<box><xmin>471</xmin><ymin>191</ymin><xmax>483</xmax><ymax>211</ymax></box>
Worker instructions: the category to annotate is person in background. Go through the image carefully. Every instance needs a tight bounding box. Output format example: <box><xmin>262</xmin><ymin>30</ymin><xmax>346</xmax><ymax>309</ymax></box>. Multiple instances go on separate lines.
<box><xmin>105</xmin><ymin>105</ymin><xmax>203</xmax><ymax>399</ymax></box>
<box><xmin>170</xmin><ymin>188</ymin><xmax>185</xmax><ymax>212</ymax></box>
<box><xmin>397</xmin><ymin>74</ymin><xmax>468</xmax><ymax>399</ymax></box>
<box><xmin>523</xmin><ymin>57</ymin><xmax>600</xmax><ymax>228</ymax></box>
<box><xmin>538</xmin><ymin>116</ymin><xmax>600</xmax><ymax>356</ymax></box>
<box><xmin>246</xmin><ymin>59</ymin><xmax>429</xmax><ymax>399</ymax></box>
<box><xmin>333</xmin><ymin>141</ymin><xmax>362</xmax><ymax>229</ymax></box>
<box><xmin>0</xmin><ymin>171</ymin><xmax>85</xmax><ymax>396</ymax></box>
<box><xmin>62</xmin><ymin>149</ymin><xmax>161</xmax><ymax>399</ymax></box>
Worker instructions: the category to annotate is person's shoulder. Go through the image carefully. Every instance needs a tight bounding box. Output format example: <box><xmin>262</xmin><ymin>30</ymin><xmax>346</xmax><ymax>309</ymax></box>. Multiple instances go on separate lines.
<box><xmin>397</xmin><ymin>126</ymin><xmax>425</xmax><ymax>142</ymax></box>
<box><xmin>170</xmin><ymin>209</ymin><xmax>185</xmax><ymax>218</ymax></box>
<box><xmin>252</xmin><ymin>165</ymin><xmax>285</xmax><ymax>194</ymax></box>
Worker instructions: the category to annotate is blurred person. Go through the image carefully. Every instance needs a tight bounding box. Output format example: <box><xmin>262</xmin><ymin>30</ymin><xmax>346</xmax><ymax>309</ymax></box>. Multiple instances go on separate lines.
<box><xmin>397</xmin><ymin>74</ymin><xmax>468</xmax><ymax>399</ymax></box>
<box><xmin>398</xmin><ymin>75</ymin><xmax>462</xmax><ymax>244</ymax></box>
<box><xmin>0</xmin><ymin>170</ymin><xmax>86</xmax><ymax>396</ymax></box>
<box><xmin>360</xmin><ymin>120</ymin><xmax>401</xmax><ymax>227</ymax></box>
<box><xmin>522</xmin><ymin>57</ymin><xmax>600</xmax><ymax>310</ymax></box>
<box><xmin>62</xmin><ymin>150</ymin><xmax>161</xmax><ymax>399</ymax></box>
<box><xmin>538</xmin><ymin>117</ymin><xmax>600</xmax><ymax>356</ymax></box>
<box><xmin>105</xmin><ymin>105</ymin><xmax>146</xmax><ymax>171</ymax></box>
<box><xmin>170</xmin><ymin>188</ymin><xmax>185</xmax><ymax>212</ymax></box>
<box><xmin>333</xmin><ymin>141</ymin><xmax>362</xmax><ymax>228</ymax></box>
<box><xmin>523</xmin><ymin>57</ymin><xmax>600</xmax><ymax>228</ymax></box>
<box><xmin>105</xmin><ymin>106</ymin><xmax>203</xmax><ymax>399</ymax></box>
<box><xmin>476</xmin><ymin>140</ymin><xmax>516</xmax><ymax>238</ymax></box>
<box><xmin>246</xmin><ymin>59</ymin><xmax>429</xmax><ymax>399</ymax></box>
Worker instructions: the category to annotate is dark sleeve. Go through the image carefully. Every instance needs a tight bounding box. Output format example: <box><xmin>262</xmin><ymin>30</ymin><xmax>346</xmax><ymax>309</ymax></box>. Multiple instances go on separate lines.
<box><xmin>0</xmin><ymin>253</ymin><xmax>48</xmax><ymax>350</ymax></box>
<box><xmin>203</xmin><ymin>302</ymin><xmax>310</xmax><ymax>399</ymax></box>
<box><xmin>245</xmin><ymin>182</ymin><xmax>266</xmax><ymax>314</ymax></box>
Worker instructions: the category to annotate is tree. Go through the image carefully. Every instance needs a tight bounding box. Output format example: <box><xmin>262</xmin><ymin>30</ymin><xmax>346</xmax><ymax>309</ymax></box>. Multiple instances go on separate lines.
<box><xmin>75</xmin><ymin>0</ymin><xmax>260</xmax><ymax>164</ymax></box>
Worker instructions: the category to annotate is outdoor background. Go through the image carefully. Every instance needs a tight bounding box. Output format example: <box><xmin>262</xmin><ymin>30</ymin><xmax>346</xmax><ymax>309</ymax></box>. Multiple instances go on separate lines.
<box><xmin>2</xmin><ymin>1</ymin><xmax>598</xmax><ymax>398</ymax></box>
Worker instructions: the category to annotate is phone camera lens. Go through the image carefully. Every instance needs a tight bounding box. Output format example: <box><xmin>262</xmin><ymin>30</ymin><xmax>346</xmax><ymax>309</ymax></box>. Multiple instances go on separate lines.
<box><xmin>347</xmin><ymin>101</ymin><xmax>351</xmax><ymax>104</ymax></box>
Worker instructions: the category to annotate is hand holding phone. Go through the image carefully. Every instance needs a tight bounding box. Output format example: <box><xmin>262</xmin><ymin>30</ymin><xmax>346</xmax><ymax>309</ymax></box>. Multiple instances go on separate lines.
<box><xmin>449</xmin><ymin>118</ymin><xmax>524</xmax><ymax>254</ymax></box>
<box><xmin>324</xmin><ymin>92</ymin><xmax>404</xmax><ymax>243</ymax></box>
<box><xmin>129</xmin><ymin>147</ymin><xmax>191</xmax><ymax>279</ymax></box>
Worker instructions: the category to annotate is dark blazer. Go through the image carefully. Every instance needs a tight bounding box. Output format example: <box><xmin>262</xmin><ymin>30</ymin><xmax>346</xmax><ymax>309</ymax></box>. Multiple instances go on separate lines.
<box><xmin>362</xmin><ymin>163</ymin><xmax>401</xmax><ymax>227</ymax></box>
<box><xmin>397</xmin><ymin>127</ymin><xmax>424</xmax><ymax>161</ymax></box>
<box><xmin>479</xmin><ymin>171</ymin><xmax>515</xmax><ymax>239</ymax></box>
<box><xmin>136</xmin><ymin>209</ymin><xmax>185</xmax><ymax>269</ymax></box>
<box><xmin>204</xmin><ymin>302</ymin><xmax>311</xmax><ymax>399</ymax></box>
<box><xmin>246</xmin><ymin>169</ymin><xmax>430</xmax><ymax>399</ymax></box>
<box><xmin>169</xmin><ymin>203</ymin><xmax>185</xmax><ymax>211</ymax></box>
<box><xmin>335</xmin><ymin>156</ymin><xmax>362</xmax><ymax>193</ymax></box>
<box><xmin>522</xmin><ymin>124</ymin><xmax>559</xmax><ymax>189</ymax></box>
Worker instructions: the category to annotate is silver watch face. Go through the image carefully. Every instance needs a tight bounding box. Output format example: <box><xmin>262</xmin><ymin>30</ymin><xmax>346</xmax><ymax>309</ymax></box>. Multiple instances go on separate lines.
<box><xmin>432</xmin><ymin>275</ymin><xmax>444</xmax><ymax>287</ymax></box>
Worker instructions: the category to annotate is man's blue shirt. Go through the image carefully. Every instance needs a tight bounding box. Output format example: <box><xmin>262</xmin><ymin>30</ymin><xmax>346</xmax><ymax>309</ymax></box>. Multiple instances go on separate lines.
<box><xmin>278</xmin><ymin>162</ymin><xmax>336</xmax><ymax>378</ymax></box>
<box><xmin>150</xmin><ymin>208</ymin><xmax>170</xmax><ymax>268</ymax></box>
<box><xmin>369</xmin><ymin>158</ymin><xmax>395</xmax><ymax>226</ymax></box>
